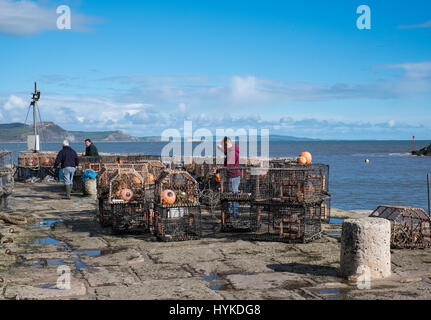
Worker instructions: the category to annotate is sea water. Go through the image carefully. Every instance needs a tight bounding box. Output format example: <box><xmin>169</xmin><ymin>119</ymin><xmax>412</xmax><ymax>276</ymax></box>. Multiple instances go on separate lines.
<box><xmin>1</xmin><ymin>140</ymin><xmax>430</xmax><ymax>211</ymax></box>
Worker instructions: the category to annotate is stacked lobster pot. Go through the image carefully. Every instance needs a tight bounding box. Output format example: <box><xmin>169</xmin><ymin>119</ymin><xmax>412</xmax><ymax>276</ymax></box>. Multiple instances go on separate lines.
<box><xmin>97</xmin><ymin>163</ymin><xmax>155</xmax><ymax>234</ymax></box>
<box><xmin>188</xmin><ymin>157</ymin><xmax>223</xmax><ymax>211</ymax></box>
<box><xmin>219</xmin><ymin>166</ymin><xmax>260</xmax><ymax>232</ymax></box>
<box><xmin>218</xmin><ymin>163</ymin><xmax>330</xmax><ymax>242</ymax></box>
<box><xmin>0</xmin><ymin>151</ymin><xmax>14</xmax><ymax>210</ymax></box>
<box><xmin>17</xmin><ymin>151</ymin><xmax>58</xmax><ymax>181</ymax></box>
<box><xmin>75</xmin><ymin>154</ymin><xmax>163</xmax><ymax>194</ymax></box>
<box><xmin>153</xmin><ymin>169</ymin><xmax>202</xmax><ymax>241</ymax></box>
<box><xmin>251</xmin><ymin>164</ymin><xmax>331</xmax><ymax>243</ymax></box>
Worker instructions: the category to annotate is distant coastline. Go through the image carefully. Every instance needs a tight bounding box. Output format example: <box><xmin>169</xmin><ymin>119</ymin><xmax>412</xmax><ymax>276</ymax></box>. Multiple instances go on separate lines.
<box><xmin>0</xmin><ymin>122</ymin><xmax>319</xmax><ymax>143</ymax></box>
<box><xmin>0</xmin><ymin>122</ymin><xmax>429</xmax><ymax>143</ymax></box>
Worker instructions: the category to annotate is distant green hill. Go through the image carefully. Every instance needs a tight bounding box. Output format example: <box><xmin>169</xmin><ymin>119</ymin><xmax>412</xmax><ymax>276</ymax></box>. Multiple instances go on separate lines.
<box><xmin>0</xmin><ymin>122</ymin><xmax>318</xmax><ymax>143</ymax></box>
<box><xmin>0</xmin><ymin>122</ymin><xmax>139</xmax><ymax>142</ymax></box>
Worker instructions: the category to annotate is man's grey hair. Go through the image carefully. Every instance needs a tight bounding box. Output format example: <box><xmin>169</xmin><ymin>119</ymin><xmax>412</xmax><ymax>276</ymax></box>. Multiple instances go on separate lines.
<box><xmin>62</xmin><ymin>140</ymin><xmax>69</xmax><ymax>147</ymax></box>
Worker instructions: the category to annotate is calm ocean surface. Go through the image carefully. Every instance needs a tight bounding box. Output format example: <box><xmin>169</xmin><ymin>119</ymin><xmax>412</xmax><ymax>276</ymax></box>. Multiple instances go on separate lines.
<box><xmin>1</xmin><ymin>140</ymin><xmax>430</xmax><ymax>211</ymax></box>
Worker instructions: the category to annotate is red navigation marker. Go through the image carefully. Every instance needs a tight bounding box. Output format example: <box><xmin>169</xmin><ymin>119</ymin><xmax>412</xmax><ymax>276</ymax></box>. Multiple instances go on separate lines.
<box><xmin>412</xmin><ymin>136</ymin><xmax>415</xmax><ymax>151</ymax></box>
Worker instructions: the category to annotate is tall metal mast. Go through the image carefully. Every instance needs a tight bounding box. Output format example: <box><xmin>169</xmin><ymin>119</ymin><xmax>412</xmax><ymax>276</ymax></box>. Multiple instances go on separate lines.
<box><xmin>29</xmin><ymin>82</ymin><xmax>41</xmax><ymax>152</ymax></box>
<box><xmin>33</xmin><ymin>82</ymin><xmax>38</xmax><ymax>137</ymax></box>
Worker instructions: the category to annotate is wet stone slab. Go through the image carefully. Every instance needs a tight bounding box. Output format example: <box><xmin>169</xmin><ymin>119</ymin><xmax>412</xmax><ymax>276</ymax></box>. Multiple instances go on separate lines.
<box><xmin>4</xmin><ymin>280</ymin><xmax>87</xmax><ymax>300</ymax></box>
<box><xmin>131</xmin><ymin>263</ymin><xmax>193</xmax><ymax>281</ymax></box>
<box><xmin>94</xmin><ymin>279</ymin><xmax>224</xmax><ymax>300</ymax></box>
<box><xmin>1</xmin><ymin>182</ymin><xmax>431</xmax><ymax>300</ymax></box>
<box><xmin>81</xmin><ymin>266</ymin><xmax>138</xmax><ymax>287</ymax></box>
<box><xmin>80</xmin><ymin>249</ymin><xmax>149</xmax><ymax>267</ymax></box>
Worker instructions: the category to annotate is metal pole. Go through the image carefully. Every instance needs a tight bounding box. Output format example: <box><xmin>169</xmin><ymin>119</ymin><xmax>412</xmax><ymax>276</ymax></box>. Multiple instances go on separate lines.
<box><xmin>33</xmin><ymin>82</ymin><xmax>37</xmax><ymax>137</ymax></box>
<box><xmin>427</xmin><ymin>173</ymin><xmax>430</xmax><ymax>217</ymax></box>
<box><xmin>33</xmin><ymin>82</ymin><xmax>39</xmax><ymax>153</ymax></box>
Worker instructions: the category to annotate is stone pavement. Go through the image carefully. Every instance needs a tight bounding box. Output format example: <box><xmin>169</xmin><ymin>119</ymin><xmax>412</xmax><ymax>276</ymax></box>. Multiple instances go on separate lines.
<box><xmin>1</xmin><ymin>183</ymin><xmax>431</xmax><ymax>300</ymax></box>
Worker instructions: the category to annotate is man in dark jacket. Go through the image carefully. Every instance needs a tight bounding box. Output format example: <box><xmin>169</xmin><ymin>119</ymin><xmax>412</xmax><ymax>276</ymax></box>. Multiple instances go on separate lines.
<box><xmin>54</xmin><ymin>140</ymin><xmax>79</xmax><ymax>199</ymax></box>
<box><xmin>85</xmin><ymin>139</ymin><xmax>99</xmax><ymax>157</ymax></box>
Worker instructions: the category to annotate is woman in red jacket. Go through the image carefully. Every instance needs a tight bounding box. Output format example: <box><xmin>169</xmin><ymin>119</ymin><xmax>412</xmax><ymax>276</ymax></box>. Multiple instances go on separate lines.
<box><xmin>217</xmin><ymin>137</ymin><xmax>240</xmax><ymax>217</ymax></box>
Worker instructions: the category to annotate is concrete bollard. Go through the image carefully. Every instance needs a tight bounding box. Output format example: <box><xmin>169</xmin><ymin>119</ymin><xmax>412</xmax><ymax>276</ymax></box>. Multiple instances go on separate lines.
<box><xmin>340</xmin><ymin>217</ymin><xmax>391</xmax><ymax>280</ymax></box>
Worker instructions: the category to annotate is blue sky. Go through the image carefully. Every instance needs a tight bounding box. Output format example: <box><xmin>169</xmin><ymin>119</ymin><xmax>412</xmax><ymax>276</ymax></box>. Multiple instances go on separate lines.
<box><xmin>0</xmin><ymin>0</ymin><xmax>430</xmax><ymax>139</ymax></box>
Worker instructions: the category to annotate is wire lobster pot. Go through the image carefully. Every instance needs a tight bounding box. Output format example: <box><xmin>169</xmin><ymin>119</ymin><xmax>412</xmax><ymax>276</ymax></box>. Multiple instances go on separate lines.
<box><xmin>109</xmin><ymin>202</ymin><xmax>149</xmax><ymax>234</ymax></box>
<box><xmin>153</xmin><ymin>204</ymin><xmax>202</xmax><ymax>241</ymax></box>
<box><xmin>18</xmin><ymin>151</ymin><xmax>40</xmax><ymax>168</ymax></box>
<box><xmin>220</xmin><ymin>200</ymin><xmax>260</xmax><ymax>232</ymax></box>
<box><xmin>145</xmin><ymin>160</ymin><xmax>165</xmax><ymax>182</ymax></box>
<box><xmin>198</xmin><ymin>177</ymin><xmax>221</xmax><ymax>211</ymax></box>
<box><xmin>153</xmin><ymin>169</ymin><xmax>202</xmax><ymax>241</ymax></box>
<box><xmin>188</xmin><ymin>161</ymin><xmax>220</xmax><ymax>210</ymax></box>
<box><xmin>97</xmin><ymin>163</ymin><xmax>154</xmax><ymax>233</ymax></box>
<box><xmin>38</xmin><ymin>152</ymin><xmax>57</xmax><ymax>168</ymax></box>
<box><xmin>248</xmin><ymin>201</ymin><xmax>328</xmax><ymax>243</ymax></box>
<box><xmin>218</xmin><ymin>167</ymin><xmax>256</xmax><ymax>202</ymax></box>
<box><xmin>126</xmin><ymin>154</ymin><xmax>162</xmax><ymax>162</ymax></box>
<box><xmin>17</xmin><ymin>151</ymin><xmax>57</xmax><ymax>168</ymax></box>
<box><xmin>217</xmin><ymin>167</ymin><xmax>256</xmax><ymax>231</ymax></box>
<box><xmin>370</xmin><ymin>205</ymin><xmax>431</xmax><ymax>249</ymax></box>
<box><xmin>268</xmin><ymin>158</ymin><xmax>299</xmax><ymax>168</ymax></box>
<box><xmin>0</xmin><ymin>151</ymin><xmax>14</xmax><ymax>210</ymax></box>
<box><xmin>155</xmin><ymin>169</ymin><xmax>199</xmax><ymax>206</ymax></box>
<box><xmin>78</xmin><ymin>156</ymin><xmax>102</xmax><ymax>173</ymax></box>
<box><xmin>254</xmin><ymin>164</ymin><xmax>330</xmax><ymax>205</ymax></box>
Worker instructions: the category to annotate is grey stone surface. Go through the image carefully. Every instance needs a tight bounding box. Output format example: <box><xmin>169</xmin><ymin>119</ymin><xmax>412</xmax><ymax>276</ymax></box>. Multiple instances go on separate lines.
<box><xmin>0</xmin><ymin>183</ymin><xmax>430</xmax><ymax>300</ymax></box>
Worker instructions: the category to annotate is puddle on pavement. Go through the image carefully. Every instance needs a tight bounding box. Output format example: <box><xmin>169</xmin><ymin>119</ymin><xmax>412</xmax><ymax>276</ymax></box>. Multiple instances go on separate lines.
<box><xmin>28</xmin><ymin>219</ymin><xmax>64</xmax><ymax>230</ymax></box>
<box><xmin>29</xmin><ymin>260</ymin><xmax>45</xmax><ymax>268</ymax></box>
<box><xmin>329</xmin><ymin>218</ymin><xmax>344</xmax><ymax>225</ymax></box>
<box><xmin>40</xmin><ymin>284</ymin><xmax>60</xmax><ymax>290</ymax></box>
<box><xmin>33</xmin><ymin>237</ymin><xmax>64</xmax><ymax>246</ymax></box>
<box><xmin>30</xmin><ymin>237</ymin><xmax>93</xmax><ymax>271</ymax></box>
<box><xmin>312</xmin><ymin>288</ymin><xmax>343</xmax><ymax>300</ymax></box>
<box><xmin>70</xmin><ymin>257</ymin><xmax>92</xmax><ymax>271</ymax></box>
<box><xmin>29</xmin><ymin>257</ymin><xmax>91</xmax><ymax>272</ymax></box>
<box><xmin>46</xmin><ymin>259</ymin><xmax>67</xmax><ymax>266</ymax></box>
<box><xmin>201</xmin><ymin>273</ymin><xmax>228</xmax><ymax>291</ymax></box>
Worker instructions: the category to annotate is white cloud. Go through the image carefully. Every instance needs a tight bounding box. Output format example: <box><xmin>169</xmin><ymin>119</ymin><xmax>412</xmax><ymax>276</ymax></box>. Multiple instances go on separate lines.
<box><xmin>399</xmin><ymin>20</ymin><xmax>431</xmax><ymax>29</ymax></box>
<box><xmin>3</xmin><ymin>95</ymin><xmax>27</xmax><ymax>110</ymax></box>
<box><xmin>383</xmin><ymin>61</ymin><xmax>431</xmax><ymax>96</ymax></box>
<box><xmin>126</xmin><ymin>110</ymin><xmax>140</xmax><ymax>116</ymax></box>
<box><xmin>385</xmin><ymin>61</ymin><xmax>431</xmax><ymax>80</ymax></box>
<box><xmin>178</xmin><ymin>103</ymin><xmax>186</xmax><ymax>112</ymax></box>
<box><xmin>0</xmin><ymin>0</ymin><xmax>101</xmax><ymax>36</ymax></box>
<box><xmin>1</xmin><ymin>62</ymin><xmax>431</xmax><ymax>138</ymax></box>
<box><xmin>232</xmin><ymin>76</ymin><xmax>258</xmax><ymax>99</ymax></box>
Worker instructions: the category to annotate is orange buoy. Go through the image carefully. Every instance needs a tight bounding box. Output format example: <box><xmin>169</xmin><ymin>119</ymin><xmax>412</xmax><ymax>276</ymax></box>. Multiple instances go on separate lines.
<box><xmin>162</xmin><ymin>189</ymin><xmax>176</xmax><ymax>205</ymax></box>
<box><xmin>133</xmin><ymin>176</ymin><xmax>142</xmax><ymax>186</ymax></box>
<box><xmin>148</xmin><ymin>173</ymin><xmax>155</xmax><ymax>183</ymax></box>
<box><xmin>214</xmin><ymin>173</ymin><xmax>221</xmax><ymax>183</ymax></box>
<box><xmin>300</xmin><ymin>152</ymin><xmax>312</xmax><ymax>164</ymax></box>
<box><xmin>120</xmin><ymin>189</ymin><xmax>134</xmax><ymax>201</ymax></box>
<box><xmin>297</xmin><ymin>156</ymin><xmax>307</xmax><ymax>165</ymax></box>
